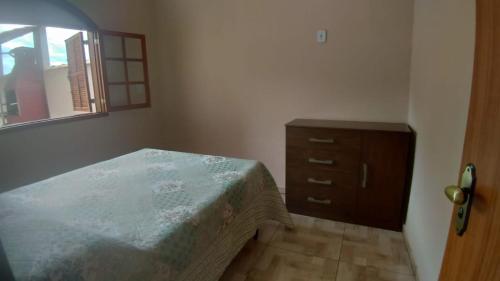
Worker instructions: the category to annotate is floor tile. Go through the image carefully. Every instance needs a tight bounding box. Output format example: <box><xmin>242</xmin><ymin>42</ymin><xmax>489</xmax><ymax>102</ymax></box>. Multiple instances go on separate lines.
<box><xmin>220</xmin><ymin>240</ymin><xmax>267</xmax><ymax>281</ymax></box>
<box><xmin>221</xmin><ymin>215</ymin><xmax>417</xmax><ymax>281</ymax></box>
<box><xmin>269</xmin><ymin>213</ymin><xmax>344</xmax><ymax>259</ymax></box>
<box><xmin>340</xmin><ymin>224</ymin><xmax>412</xmax><ymax>275</ymax></box>
<box><xmin>247</xmin><ymin>246</ymin><xmax>338</xmax><ymax>281</ymax></box>
<box><xmin>336</xmin><ymin>262</ymin><xmax>416</xmax><ymax>281</ymax></box>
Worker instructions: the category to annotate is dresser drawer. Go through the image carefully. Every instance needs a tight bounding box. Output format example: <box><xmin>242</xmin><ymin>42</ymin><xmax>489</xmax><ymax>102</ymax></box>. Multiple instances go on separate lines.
<box><xmin>287</xmin><ymin>127</ymin><xmax>361</xmax><ymax>151</ymax></box>
<box><xmin>286</xmin><ymin>188</ymin><xmax>355</xmax><ymax>221</ymax></box>
<box><xmin>287</xmin><ymin>146</ymin><xmax>361</xmax><ymax>173</ymax></box>
<box><xmin>286</xmin><ymin>167</ymin><xmax>359</xmax><ymax>189</ymax></box>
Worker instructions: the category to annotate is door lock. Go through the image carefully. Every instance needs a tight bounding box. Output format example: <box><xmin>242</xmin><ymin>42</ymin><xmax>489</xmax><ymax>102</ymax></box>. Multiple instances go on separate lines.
<box><xmin>444</xmin><ymin>164</ymin><xmax>476</xmax><ymax>236</ymax></box>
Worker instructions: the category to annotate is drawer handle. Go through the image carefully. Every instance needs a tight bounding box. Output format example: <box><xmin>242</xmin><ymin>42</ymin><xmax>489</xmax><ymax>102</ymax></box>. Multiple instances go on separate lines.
<box><xmin>307</xmin><ymin>178</ymin><xmax>333</xmax><ymax>185</ymax></box>
<box><xmin>308</xmin><ymin>158</ymin><xmax>335</xmax><ymax>165</ymax></box>
<box><xmin>307</xmin><ymin>197</ymin><xmax>332</xmax><ymax>205</ymax></box>
<box><xmin>361</xmin><ymin>163</ymin><xmax>368</xmax><ymax>188</ymax></box>
<box><xmin>309</xmin><ymin>138</ymin><xmax>335</xmax><ymax>144</ymax></box>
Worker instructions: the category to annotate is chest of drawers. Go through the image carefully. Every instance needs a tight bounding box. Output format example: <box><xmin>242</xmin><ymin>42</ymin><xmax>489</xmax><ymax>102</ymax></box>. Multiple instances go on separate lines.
<box><xmin>286</xmin><ymin>119</ymin><xmax>413</xmax><ymax>231</ymax></box>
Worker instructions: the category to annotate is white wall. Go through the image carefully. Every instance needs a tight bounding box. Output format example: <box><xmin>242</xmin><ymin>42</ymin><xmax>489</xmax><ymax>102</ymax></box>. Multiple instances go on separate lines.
<box><xmin>152</xmin><ymin>0</ymin><xmax>415</xmax><ymax>188</ymax></box>
<box><xmin>41</xmin><ymin>67</ymin><xmax>73</xmax><ymax>118</ymax></box>
<box><xmin>0</xmin><ymin>0</ymin><xmax>165</xmax><ymax>191</ymax></box>
<box><xmin>44</xmin><ymin>65</ymin><xmax>95</xmax><ymax>118</ymax></box>
<box><xmin>404</xmin><ymin>0</ymin><xmax>475</xmax><ymax>280</ymax></box>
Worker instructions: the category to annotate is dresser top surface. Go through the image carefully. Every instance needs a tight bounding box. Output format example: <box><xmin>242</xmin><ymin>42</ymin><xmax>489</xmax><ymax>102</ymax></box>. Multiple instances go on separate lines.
<box><xmin>286</xmin><ymin>119</ymin><xmax>411</xmax><ymax>133</ymax></box>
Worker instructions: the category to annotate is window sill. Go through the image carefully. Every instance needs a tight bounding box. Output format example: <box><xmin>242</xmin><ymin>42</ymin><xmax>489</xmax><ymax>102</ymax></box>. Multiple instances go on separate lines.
<box><xmin>0</xmin><ymin>112</ymin><xmax>109</xmax><ymax>135</ymax></box>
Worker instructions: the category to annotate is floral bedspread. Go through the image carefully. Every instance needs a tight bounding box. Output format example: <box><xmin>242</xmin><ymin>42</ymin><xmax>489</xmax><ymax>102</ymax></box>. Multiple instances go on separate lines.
<box><xmin>0</xmin><ymin>149</ymin><xmax>292</xmax><ymax>281</ymax></box>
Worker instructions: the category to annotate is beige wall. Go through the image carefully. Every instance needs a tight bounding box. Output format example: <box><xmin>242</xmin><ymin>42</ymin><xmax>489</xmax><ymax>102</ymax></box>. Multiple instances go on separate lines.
<box><xmin>0</xmin><ymin>0</ymin><xmax>165</xmax><ymax>191</ymax></box>
<box><xmin>404</xmin><ymin>0</ymin><xmax>475</xmax><ymax>280</ymax></box>
<box><xmin>152</xmin><ymin>0</ymin><xmax>414</xmax><ymax>187</ymax></box>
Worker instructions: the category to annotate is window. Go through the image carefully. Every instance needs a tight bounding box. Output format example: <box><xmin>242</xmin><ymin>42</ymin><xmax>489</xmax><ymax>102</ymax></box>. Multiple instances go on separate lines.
<box><xmin>0</xmin><ymin>1</ymin><xmax>151</xmax><ymax>131</ymax></box>
<box><xmin>100</xmin><ymin>31</ymin><xmax>150</xmax><ymax>110</ymax></box>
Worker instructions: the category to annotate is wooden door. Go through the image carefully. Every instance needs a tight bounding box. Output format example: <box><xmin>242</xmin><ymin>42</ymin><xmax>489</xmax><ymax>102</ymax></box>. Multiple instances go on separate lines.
<box><xmin>439</xmin><ymin>0</ymin><xmax>500</xmax><ymax>280</ymax></box>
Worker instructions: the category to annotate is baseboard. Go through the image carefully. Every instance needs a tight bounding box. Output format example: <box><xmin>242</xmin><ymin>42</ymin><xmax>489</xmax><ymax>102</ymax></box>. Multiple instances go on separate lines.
<box><xmin>403</xmin><ymin>227</ymin><xmax>420</xmax><ymax>281</ymax></box>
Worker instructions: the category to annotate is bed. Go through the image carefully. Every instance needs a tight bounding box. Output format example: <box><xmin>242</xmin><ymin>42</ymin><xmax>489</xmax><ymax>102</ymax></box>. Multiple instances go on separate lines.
<box><xmin>0</xmin><ymin>149</ymin><xmax>293</xmax><ymax>281</ymax></box>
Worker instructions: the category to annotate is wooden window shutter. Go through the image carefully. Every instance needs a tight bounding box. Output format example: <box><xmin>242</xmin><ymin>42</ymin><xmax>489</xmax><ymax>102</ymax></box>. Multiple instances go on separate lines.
<box><xmin>65</xmin><ymin>32</ymin><xmax>92</xmax><ymax>112</ymax></box>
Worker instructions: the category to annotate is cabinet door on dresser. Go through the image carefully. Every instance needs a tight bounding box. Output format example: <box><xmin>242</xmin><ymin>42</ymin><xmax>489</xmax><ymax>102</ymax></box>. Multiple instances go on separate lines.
<box><xmin>357</xmin><ymin>131</ymin><xmax>411</xmax><ymax>231</ymax></box>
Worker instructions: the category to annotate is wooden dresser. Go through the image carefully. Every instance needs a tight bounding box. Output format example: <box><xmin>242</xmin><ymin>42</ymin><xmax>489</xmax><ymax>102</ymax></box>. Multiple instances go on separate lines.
<box><xmin>286</xmin><ymin>119</ymin><xmax>413</xmax><ymax>231</ymax></box>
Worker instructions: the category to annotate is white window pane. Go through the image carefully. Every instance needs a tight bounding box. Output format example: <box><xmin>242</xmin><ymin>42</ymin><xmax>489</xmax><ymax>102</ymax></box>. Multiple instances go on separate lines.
<box><xmin>1</xmin><ymin>32</ymin><xmax>34</xmax><ymax>51</ymax></box>
<box><xmin>84</xmin><ymin>44</ymin><xmax>90</xmax><ymax>64</ymax></box>
<box><xmin>125</xmin><ymin>38</ymin><xmax>142</xmax><ymax>59</ymax></box>
<box><xmin>0</xmin><ymin>24</ymin><xmax>32</xmax><ymax>33</ymax></box>
<box><xmin>127</xmin><ymin>61</ymin><xmax>144</xmax><ymax>82</ymax></box>
<box><xmin>1</xmin><ymin>54</ymin><xmax>14</xmax><ymax>76</ymax></box>
<box><xmin>1</xmin><ymin>32</ymin><xmax>35</xmax><ymax>75</ymax></box>
<box><xmin>129</xmin><ymin>84</ymin><xmax>146</xmax><ymax>104</ymax></box>
<box><xmin>45</xmin><ymin>27</ymin><xmax>83</xmax><ymax>66</ymax></box>
<box><xmin>106</xmin><ymin>60</ymin><xmax>126</xmax><ymax>82</ymax></box>
<box><xmin>103</xmin><ymin>35</ymin><xmax>123</xmax><ymax>58</ymax></box>
<box><xmin>108</xmin><ymin>85</ymin><xmax>128</xmax><ymax>107</ymax></box>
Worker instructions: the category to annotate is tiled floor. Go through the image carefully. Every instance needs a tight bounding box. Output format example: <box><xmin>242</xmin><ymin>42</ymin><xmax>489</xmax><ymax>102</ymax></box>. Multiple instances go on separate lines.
<box><xmin>220</xmin><ymin>212</ymin><xmax>416</xmax><ymax>281</ymax></box>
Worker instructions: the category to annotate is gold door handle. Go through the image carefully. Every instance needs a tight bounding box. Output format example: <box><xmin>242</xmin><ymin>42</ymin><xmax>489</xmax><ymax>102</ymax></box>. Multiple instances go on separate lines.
<box><xmin>444</xmin><ymin>185</ymin><xmax>466</xmax><ymax>204</ymax></box>
<box><xmin>444</xmin><ymin>164</ymin><xmax>476</xmax><ymax>236</ymax></box>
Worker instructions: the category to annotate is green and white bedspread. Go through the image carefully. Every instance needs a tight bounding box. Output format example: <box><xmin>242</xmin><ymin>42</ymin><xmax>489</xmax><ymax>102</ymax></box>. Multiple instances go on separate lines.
<box><xmin>0</xmin><ymin>149</ymin><xmax>293</xmax><ymax>281</ymax></box>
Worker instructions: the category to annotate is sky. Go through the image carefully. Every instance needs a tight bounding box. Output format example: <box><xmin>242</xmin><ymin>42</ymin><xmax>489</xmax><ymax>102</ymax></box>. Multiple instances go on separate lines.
<box><xmin>46</xmin><ymin>26</ymin><xmax>88</xmax><ymax>66</ymax></box>
<box><xmin>0</xmin><ymin>24</ymin><xmax>34</xmax><ymax>75</ymax></box>
<box><xmin>0</xmin><ymin>24</ymin><xmax>87</xmax><ymax>75</ymax></box>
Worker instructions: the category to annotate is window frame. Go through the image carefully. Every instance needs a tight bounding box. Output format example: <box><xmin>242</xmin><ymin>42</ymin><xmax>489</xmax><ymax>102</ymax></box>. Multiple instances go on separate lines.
<box><xmin>99</xmin><ymin>30</ymin><xmax>151</xmax><ymax>112</ymax></box>
<box><xmin>0</xmin><ymin>27</ymin><xmax>152</xmax><ymax>134</ymax></box>
<box><xmin>0</xmin><ymin>27</ymin><xmax>107</xmax><ymax>133</ymax></box>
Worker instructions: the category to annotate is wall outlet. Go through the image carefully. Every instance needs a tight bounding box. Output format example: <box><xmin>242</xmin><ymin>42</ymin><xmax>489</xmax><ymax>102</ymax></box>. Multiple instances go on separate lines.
<box><xmin>316</xmin><ymin>29</ymin><xmax>327</xmax><ymax>44</ymax></box>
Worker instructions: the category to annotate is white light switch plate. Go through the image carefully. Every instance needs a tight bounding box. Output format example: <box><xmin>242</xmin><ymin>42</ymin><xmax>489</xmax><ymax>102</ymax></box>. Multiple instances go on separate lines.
<box><xmin>316</xmin><ymin>30</ymin><xmax>327</xmax><ymax>44</ymax></box>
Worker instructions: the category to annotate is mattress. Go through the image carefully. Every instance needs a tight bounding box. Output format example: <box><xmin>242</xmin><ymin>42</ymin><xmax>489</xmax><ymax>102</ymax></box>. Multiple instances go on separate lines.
<box><xmin>0</xmin><ymin>149</ymin><xmax>293</xmax><ymax>281</ymax></box>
